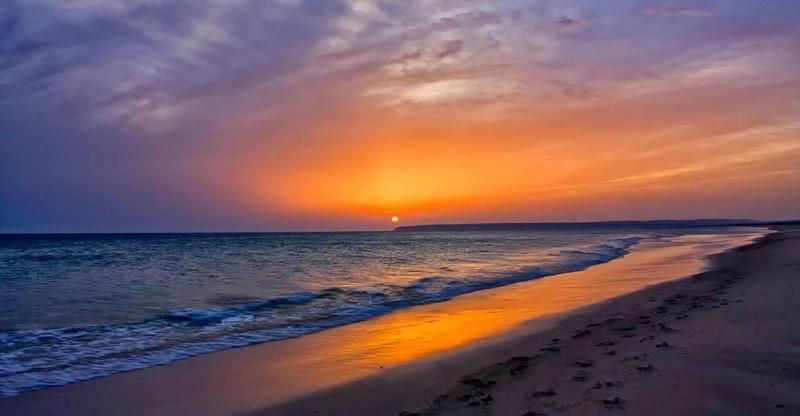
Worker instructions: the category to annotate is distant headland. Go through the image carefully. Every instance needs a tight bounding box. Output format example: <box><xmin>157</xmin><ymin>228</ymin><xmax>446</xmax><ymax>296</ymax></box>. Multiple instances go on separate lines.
<box><xmin>392</xmin><ymin>219</ymin><xmax>783</xmax><ymax>232</ymax></box>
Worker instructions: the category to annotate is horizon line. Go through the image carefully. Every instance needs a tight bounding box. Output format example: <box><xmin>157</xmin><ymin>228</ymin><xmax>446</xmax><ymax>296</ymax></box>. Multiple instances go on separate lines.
<box><xmin>3</xmin><ymin>217</ymin><xmax>799</xmax><ymax>236</ymax></box>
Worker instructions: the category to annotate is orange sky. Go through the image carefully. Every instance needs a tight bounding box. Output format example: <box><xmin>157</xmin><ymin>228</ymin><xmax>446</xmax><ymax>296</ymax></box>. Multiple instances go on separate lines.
<box><xmin>231</xmin><ymin>61</ymin><xmax>800</xmax><ymax>228</ymax></box>
<box><xmin>2</xmin><ymin>1</ymin><xmax>800</xmax><ymax>232</ymax></box>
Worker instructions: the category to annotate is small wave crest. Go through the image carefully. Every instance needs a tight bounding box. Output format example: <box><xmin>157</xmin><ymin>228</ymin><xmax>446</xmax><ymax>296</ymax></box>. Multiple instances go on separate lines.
<box><xmin>0</xmin><ymin>236</ymin><xmax>643</xmax><ymax>397</ymax></box>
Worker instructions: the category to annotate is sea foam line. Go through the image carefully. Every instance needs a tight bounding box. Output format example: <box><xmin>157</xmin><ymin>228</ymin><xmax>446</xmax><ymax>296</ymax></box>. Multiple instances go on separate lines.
<box><xmin>0</xmin><ymin>236</ymin><xmax>645</xmax><ymax>398</ymax></box>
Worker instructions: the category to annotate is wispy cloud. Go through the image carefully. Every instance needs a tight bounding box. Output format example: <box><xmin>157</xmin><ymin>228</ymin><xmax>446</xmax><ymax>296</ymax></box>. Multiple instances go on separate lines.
<box><xmin>556</xmin><ymin>16</ymin><xmax>586</xmax><ymax>28</ymax></box>
<box><xmin>2</xmin><ymin>0</ymin><xmax>800</xmax><ymax>231</ymax></box>
<box><xmin>640</xmin><ymin>2</ymin><xmax>712</xmax><ymax>17</ymax></box>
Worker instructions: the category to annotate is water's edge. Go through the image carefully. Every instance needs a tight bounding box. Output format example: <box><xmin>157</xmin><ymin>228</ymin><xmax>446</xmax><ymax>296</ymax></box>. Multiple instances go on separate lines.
<box><xmin>0</xmin><ymin>230</ymin><xmax>766</xmax><ymax>398</ymax></box>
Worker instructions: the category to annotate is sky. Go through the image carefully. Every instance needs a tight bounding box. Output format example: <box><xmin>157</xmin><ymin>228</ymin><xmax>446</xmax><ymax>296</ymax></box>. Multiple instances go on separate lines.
<box><xmin>1</xmin><ymin>0</ymin><xmax>800</xmax><ymax>232</ymax></box>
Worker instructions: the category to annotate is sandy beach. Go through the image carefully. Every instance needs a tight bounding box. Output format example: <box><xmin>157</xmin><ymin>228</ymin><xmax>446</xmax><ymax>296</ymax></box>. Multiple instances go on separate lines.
<box><xmin>267</xmin><ymin>227</ymin><xmax>800</xmax><ymax>416</ymax></box>
<box><xmin>1</xmin><ymin>227</ymin><xmax>798</xmax><ymax>416</ymax></box>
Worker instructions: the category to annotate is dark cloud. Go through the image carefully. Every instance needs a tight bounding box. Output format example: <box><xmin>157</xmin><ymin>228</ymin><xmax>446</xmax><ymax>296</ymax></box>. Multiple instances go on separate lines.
<box><xmin>434</xmin><ymin>40</ymin><xmax>463</xmax><ymax>59</ymax></box>
<box><xmin>556</xmin><ymin>16</ymin><xmax>584</xmax><ymax>28</ymax></box>
<box><xmin>0</xmin><ymin>0</ymin><xmax>352</xmax><ymax>232</ymax></box>
<box><xmin>1</xmin><ymin>0</ymin><xmax>347</xmax><ymax>123</ymax></box>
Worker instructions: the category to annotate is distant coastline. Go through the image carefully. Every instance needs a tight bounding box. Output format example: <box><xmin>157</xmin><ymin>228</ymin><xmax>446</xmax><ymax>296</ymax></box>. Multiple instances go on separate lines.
<box><xmin>393</xmin><ymin>219</ymin><xmax>768</xmax><ymax>232</ymax></box>
<box><xmin>6</xmin><ymin>219</ymin><xmax>800</xmax><ymax>236</ymax></box>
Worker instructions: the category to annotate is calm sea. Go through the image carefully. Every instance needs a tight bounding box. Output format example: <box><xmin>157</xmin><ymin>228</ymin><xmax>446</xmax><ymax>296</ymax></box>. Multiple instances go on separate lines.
<box><xmin>0</xmin><ymin>227</ymin><xmax>758</xmax><ymax>396</ymax></box>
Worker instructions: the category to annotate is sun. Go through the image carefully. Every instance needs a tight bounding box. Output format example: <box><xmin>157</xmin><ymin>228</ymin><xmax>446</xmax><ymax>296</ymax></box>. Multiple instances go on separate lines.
<box><xmin>391</xmin><ymin>215</ymin><xmax>399</xmax><ymax>223</ymax></box>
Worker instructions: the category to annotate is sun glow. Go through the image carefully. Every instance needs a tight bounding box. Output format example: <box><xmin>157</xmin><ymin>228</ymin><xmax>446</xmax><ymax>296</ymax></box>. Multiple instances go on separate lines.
<box><xmin>391</xmin><ymin>216</ymin><xmax>399</xmax><ymax>223</ymax></box>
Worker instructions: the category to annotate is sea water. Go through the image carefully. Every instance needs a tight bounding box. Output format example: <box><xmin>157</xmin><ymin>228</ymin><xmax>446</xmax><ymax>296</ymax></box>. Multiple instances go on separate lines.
<box><xmin>0</xmin><ymin>227</ymin><xmax>759</xmax><ymax>396</ymax></box>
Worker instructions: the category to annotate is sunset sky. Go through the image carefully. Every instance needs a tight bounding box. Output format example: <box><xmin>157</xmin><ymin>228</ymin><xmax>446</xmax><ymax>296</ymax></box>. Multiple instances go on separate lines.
<box><xmin>2</xmin><ymin>0</ymin><xmax>799</xmax><ymax>232</ymax></box>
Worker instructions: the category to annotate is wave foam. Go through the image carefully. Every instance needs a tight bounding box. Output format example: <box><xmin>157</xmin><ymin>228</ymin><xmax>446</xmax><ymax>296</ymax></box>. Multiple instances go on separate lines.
<box><xmin>0</xmin><ymin>236</ymin><xmax>643</xmax><ymax>397</ymax></box>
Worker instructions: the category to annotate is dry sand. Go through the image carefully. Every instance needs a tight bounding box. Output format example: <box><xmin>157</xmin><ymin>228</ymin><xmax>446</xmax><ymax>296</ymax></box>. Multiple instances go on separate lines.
<box><xmin>264</xmin><ymin>228</ymin><xmax>800</xmax><ymax>416</ymax></box>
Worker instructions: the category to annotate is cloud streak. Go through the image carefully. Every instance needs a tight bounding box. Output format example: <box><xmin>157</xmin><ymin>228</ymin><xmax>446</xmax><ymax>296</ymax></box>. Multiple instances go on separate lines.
<box><xmin>2</xmin><ymin>0</ymin><xmax>800</xmax><ymax>231</ymax></box>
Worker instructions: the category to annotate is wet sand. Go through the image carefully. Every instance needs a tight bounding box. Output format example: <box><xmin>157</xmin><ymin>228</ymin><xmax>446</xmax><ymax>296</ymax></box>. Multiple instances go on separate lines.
<box><xmin>266</xmin><ymin>227</ymin><xmax>800</xmax><ymax>416</ymax></box>
<box><xmin>0</xmin><ymin>228</ymin><xmax>782</xmax><ymax>416</ymax></box>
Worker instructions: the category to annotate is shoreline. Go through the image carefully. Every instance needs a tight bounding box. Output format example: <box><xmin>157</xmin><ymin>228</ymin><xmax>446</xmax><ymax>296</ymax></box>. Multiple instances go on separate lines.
<box><xmin>0</xmin><ymin>228</ymin><xmax>776</xmax><ymax>415</ymax></box>
<box><xmin>266</xmin><ymin>227</ymin><xmax>800</xmax><ymax>415</ymax></box>
<box><xmin>0</xmin><ymin>231</ymin><xmax>643</xmax><ymax>397</ymax></box>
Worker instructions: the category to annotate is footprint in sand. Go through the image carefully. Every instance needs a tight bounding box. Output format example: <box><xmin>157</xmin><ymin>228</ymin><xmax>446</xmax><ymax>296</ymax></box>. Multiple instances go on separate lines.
<box><xmin>461</xmin><ymin>377</ymin><xmax>496</xmax><ymax>389</ymax></box>
<box><xmin>603</xmin><ymin>396</ymin><xmax>626</xmax><ymax>410</ymax></box>
<box><xmin>636</xmin><ymin>364</ymin><xmax>656</xmax><ymax>373</ymax></box>
<box><xmin>592</xmin><ymin>380</ymin><xmax>623</xmax><ymax>389</ymax></box>
<box><xmin>657</xmin><ymin>323</ymin><xmax>677</xmax><ymax>333</ymax></box>
<box><xmin>612</xmin><ymin>325</ymin><xmax>636</xmax><ymax>332</ymax></box>
<box><xmin>531</xmin><ymin>387</ymin><xmax>558</xmax><ymax>398</ymax></box>
<box><xmin>571</xmin><ymin>370</ymin><xmax>590</xmax><ymax>382</ymax></box>
<box><xmin>503</xmin><ymin>356</ymin><xmax>533</xmax><ymax>376</ymax></box>
<box><xmin>623</xmin><ymin>353</ymin><xmax>648</xmax><ymax>361</ymax></box>
<box><xmin>573</xmin><ymin>329</ymin><xmax>591</xmax><ymax>338</ymax></box>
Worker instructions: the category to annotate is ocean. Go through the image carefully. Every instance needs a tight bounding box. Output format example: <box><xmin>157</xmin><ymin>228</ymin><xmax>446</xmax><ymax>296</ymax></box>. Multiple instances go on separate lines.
<box><xmin>0</xmin><ymin>227</ymin><xmax>762</xmax><ymax>397</ymax></box>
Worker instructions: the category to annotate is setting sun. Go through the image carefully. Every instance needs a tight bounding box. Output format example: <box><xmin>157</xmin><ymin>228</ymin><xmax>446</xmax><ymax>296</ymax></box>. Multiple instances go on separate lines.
<box><xmin>391</xmin><ymin>216</ymin><xmax>399</xmax><ymax>223</ymax></box>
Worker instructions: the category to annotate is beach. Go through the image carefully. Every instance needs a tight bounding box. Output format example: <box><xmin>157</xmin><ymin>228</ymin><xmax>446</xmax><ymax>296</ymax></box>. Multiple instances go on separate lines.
<box><xmin>1</xmin><ymin>227</ymin><xmax>798</xmax><ymax>415</ymax></box>
<box><xmin>268</xmin><ymin>227</ymin><xmax>800</xmax><ymax>416</ymax></box>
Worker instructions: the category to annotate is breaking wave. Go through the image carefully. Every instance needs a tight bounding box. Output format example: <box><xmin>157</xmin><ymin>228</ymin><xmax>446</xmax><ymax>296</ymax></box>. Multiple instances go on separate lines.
<box><xmin>0</xmin><ymin>236</ymin><xmax>643</xmax><ymax>397</ymax></box>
